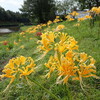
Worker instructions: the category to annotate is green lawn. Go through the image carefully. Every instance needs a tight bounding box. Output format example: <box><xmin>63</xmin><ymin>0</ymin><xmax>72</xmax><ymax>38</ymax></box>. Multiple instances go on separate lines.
<box><xmin>0</xmin><ymin>19</ymin><xmax>100</xmax><ymax>100</ymax></box>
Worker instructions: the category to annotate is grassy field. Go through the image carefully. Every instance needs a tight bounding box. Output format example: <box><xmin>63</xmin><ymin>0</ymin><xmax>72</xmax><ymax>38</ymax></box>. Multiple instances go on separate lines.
<box><xmin>0</xmin><ymin>18</ymin><xmax>100</xmax><ymax>100</ymax></box>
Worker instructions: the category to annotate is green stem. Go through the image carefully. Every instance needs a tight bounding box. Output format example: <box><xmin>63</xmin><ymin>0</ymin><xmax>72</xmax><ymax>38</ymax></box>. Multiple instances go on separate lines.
<box><xmin>28</xmin><ymin>77</ymin><xmax>60</xmax><ymax>100</ymax></box>
<box><xmin>65</xmin><ymin>84</ymin><xmax>72</xmax><ymax>100</ymax></box>
<box><xmin>3</xmin><ymin>80</ymin><xmax>12</xmax><ymax>93</ymax></box>
<box><xmin>98</xmin><ymin>15</ymin><xmax>100</xmax><ymax>39</ymax></box>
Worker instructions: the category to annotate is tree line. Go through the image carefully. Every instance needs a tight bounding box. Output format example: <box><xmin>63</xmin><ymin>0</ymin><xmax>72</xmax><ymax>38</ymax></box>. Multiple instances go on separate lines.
<box><xmin>0</xmin><ymin>0</ymin><xmax>99</xmax><ymax>25</ymax></box>
<box><xmin>20</xmin><ymin>0</ymin><xmax>56</xmax><ymax>23</ymax></box>
<box><xmin>0</xmin><ymin>6</ymin><xmax>30</xmax><ymax>25</ymax></box>
<box><xmin>20</xmin><ymin>0</ymin><xmax>100</xmax><ymax>24</ymax></box>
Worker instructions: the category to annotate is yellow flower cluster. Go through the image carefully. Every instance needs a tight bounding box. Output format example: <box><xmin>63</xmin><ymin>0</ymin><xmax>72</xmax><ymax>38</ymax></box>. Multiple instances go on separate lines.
<box><xmin>78</xmin><ymin>17</ymin><xmax>85</xmax><ymax>22</ymax></box>
<box><xmin>65</xmin><ymin>9</ymin><xmax>95</xmax><ymax>22</ymax></box>
<box><xmin>53</xmin><ymin>16</ymin><xmax>61</xmax><ymax>23</ymax></box>
<box><xmin>65</xmin><ymin>15</ymin><xmax>71</xmax><ymax>19</ymax></box>
<box><xmin>55</xmin><ymin>25</ymin><xmax>65</xmax><ymax>31</ymax></box>
<box><xmin>38</xmin><ymin>31</ymin><xmax>98</xmax><ymax>87</ymax></box>
<box><xmin>47</xmin><ymin>20</ymin><xmax>52</xmax><ymax>26</ymax></box>
<box><xmin>65</xmin><ymin>15</ymin><xmax>75</xmax><ymax>21</ymax></box>
<box><xmin>18</xmin><ymin>16</ymin><xmax>62</xmax><ymax>36</ymax></box>
<box><xmin>55</xmin><ymin>33</ymin><xmax>78</xmax><ymax>53</ymax></box>
<box><xmin>38</xmin><ymin>32</ymin><xmax>78</xmax><ymax>53</ymax></box>
<box><xmin>0</xmin><ymin>56</ymin><xmax>35</xmax><ymax>84</ymax></box>
<box><xmin>85</xmin><ymin>15</ymin><xmax>92</xmax><ymax>19</ymax></box>
<box><xmin>91</xmin><ymin>6</ymin><xmax>100</xmax><ymax>14</ymax></box>
<box><xmin>45</xmin><ymin>50</ymin><xmax>97</xmax><ymax>85</ymax></box>
<box><xmin>69</xmin><ymin>18</ymin><xmax>75</xmax><ymax>21</ymax></box>
<box><xmin>38</xmin><ymin>31</ymin><xmax>55</xmax><ymax>52</ymax></box>
<box><xmin>70</xmin><ymin>11</ymin><xmax>79</xmax><ymax>16</ymax></box>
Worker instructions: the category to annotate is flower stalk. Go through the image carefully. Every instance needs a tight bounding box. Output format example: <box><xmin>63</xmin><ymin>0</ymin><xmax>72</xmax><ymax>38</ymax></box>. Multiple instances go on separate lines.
<box><xmin>28</xmin><ymin>77</ymin><xmax>60</xmax><ymax>100</ymax></box>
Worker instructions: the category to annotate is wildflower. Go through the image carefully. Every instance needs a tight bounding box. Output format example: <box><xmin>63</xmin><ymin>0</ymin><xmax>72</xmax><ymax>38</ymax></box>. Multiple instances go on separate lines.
<box><xmin>72</xmin><ymin>53</ymin><xmax>97</xmax><ymax>82</ymax></box>
<box><xmin>18</xmin><ymin>39</ymin><xmax>22</xmax><ymax>42</ymax></box>
<box><xmin>23</xmin><ymin>36</ymin><xmax>26</xmax><ymax>38</ymax></box>
<box><xmin>42</xmin><ymin>24</ymin><xmax>46</xmax><ymax>27</ymax></box>
<box><xmin>55</xmin><ymin>25</ymin><xmax>65</xmax><ymax>31</ymax></box>
<box><xmin>53</xmin><ymin>19</ymin><xmax>60</xmax><ymax>23</ymax></box>
<box><xmin>30</xmin><ymin>38</ymin><xmax>33</xmax><ymax>40</ymax></box>
<box><xmin>45</xmin><ymin>51</ymin><xmax>97</xmax><ymax>85</ymax></box>
<box><xmin>91</xmin><ymin>7</ymin><xmax>98</xmax><ymax>13</ymax></box>
<box><xmin>0</xmin><ymin>56</ymin><xmax>35</xmax><ymax>90</ymax></box>
<box><xmin>38</xmin><ymin>32</ymin><xmax>78</xmax><ymax>54</ymax></box>
<box><xmin>20</xmin><ymin>32</ymin><xmax>25</xmax><ymax>35</ymax></box>
<box><xmin>38</xmin><ymin>31</ymin><xmax>55</xmax><ymax>52</ymax></box>
<box><xmin>20</xmin><ymin>45</ymin><xmax>25</xmax><ymax>49</ymax></box>
<box><xmin>36</xmin><ymin>32</ymin><xmax>42</xmax><ymax>36</ymax></box>
<box><xmin>70</xmin><ymin>11</ymin><xmax>79</xmax><ymax>17</ymax></box>
<box><xmin>68</xmin><ymin>18</ymin><xmax>75</xmax><ymax>21</ymax></box>
<box><xmin>29</xmin><ymin>30</ymin><xmax>36</xmax><ymax>34</ymax></box>
<box><xmin>3</xmin><ymin>41</ymin><xmax>8</xmax><ymax>45</ymax></box>
<box><xmin>56</xmin><ymin>43</ymin><xmax>67</xmax><ymax>53</ymax></box>
<box><xmin>78</xmin><ymin>18</ymin><xmax>85</xmax><ymax>22</ymax></box>
<box><xmin>97</xmin><ymin>7</ymin><xmax>100</xmax><ymax>14</ymax></box>
<box><xmin>47</xmin><ymin>20</ymin><xmax>52</xmax><ymax>26</ymax></box>
<box><xmin>65</xmin><ymin>15</ymin><xmax>71</xmax><ymax>19</ymax></box>
<box><xmin>92</xmin><ymin>6</ymin><xmax>100</xmax><ymax>14</ymax></box>
<box><xmin>66</xmin><ymin>37</ymin><xmax>78</xmax><ymax>50</ymax></box>
<box><xmin>59</xmin><ymin>33</ymin><xmax>68</xmax><ymax>43</ymax></box>
<box><xmin>85</xmin><ymin>15</ymin><xmax>92</xmax><ymax>19</ymax></box>
<box><xmin>45</xmin><ymin>56</ymin><xmax>58</xmax><ymax>78</ymax></box>
<box><xmin>14</xmin><ymin>41</ymin><xmax>18</xmax><ymax>45</ymax></box>
<box><xmin>6</xmin><ymin>48</ymin><xmax>10</xmax><ymax>51</ymax></box>
<box><xmin>56</xmin><ymin>16</ymin><xmax>60</xmax><ymax>19</ymax></box>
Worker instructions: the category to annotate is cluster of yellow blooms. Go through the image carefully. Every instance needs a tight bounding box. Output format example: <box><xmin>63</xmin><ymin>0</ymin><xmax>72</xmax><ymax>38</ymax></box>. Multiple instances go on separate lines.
<box><xmin>17</xmin><ymin>6</ymin><xmax>100</xmax><ymax>38</ymax></box>
<box><xmin>78</xmin><ymin>17</ymin><xmax>85</xmax><ymax>22</ymax></box>
<box><xmin>38</xmin><ymin>31</ymin><xmax>55</xmax><ymax>52</ymax></box>
<box><xmin>18</xmin><ymin>16</ymin><xmax>62</xmax><ymax>36</ymax></box>
<box><xmin>67</xmin><ymin>7</ymin><xmax>97</xmax><ymax>22</ymax></box>
<box><xmin>70</xmin><ymin>11</ymin><xmax>79</xmax><ymax>17</ymax></box>
<box><xmin>47</xmin><ymin>20</ymin><xmax>52</xmax><ymax>26</ymax></box>
<box><xmin>65</xmin><ymin>11</ymin><xmax>79</xmax><ymax>21</ymax></box>
<box><xmin>38</xmin><ymin>32</ymin><xmax>78</xmax><ymax>53</ymax></box>
<box><xmin>65</xmin><ymin>6</ymin><xmax>100</xmax><ymax>23</ymax></box>
<box><xmin>38</xmin><ymin>31</ymin><xmax>97</xmax><ymax>87</ymax></box>
<box><xmin>53</xmin><ymin>16</ymin><xmax>62</xmax><ymax>23</ymax></box>
<box><xmin>91</xmin><ymin>6</ymin><xmax>100</xmax><ymax>14</ymax></box>
<box><xmin>0</xmin><ymin>56</ymin><xmax>35</xmax><ymax>84</ymax></box>
<box><xmin>65</xmin><ymin>15</ymin><xmax>75</xmax><ymax>21</ymax></box>
<box><xmin>45</xmin><ymin>51</ymin><xmax>96</xmax><ymax>84</ymax></box>
<box><xmin>55</xmin><ymin>25</ymin><xmax>65</xmax><ymax>31</ymax></box>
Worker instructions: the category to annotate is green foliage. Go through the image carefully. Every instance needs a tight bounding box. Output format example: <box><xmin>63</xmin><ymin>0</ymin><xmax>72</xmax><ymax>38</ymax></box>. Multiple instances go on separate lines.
<box><xmin>0</xmin><ymin>6</ymin><xmax>30</xmax><ymax>25</ymax></box>
<box><xmin>20</xmin><ymin>0</ymin><xmax>56</xmax><ymax>23</ymax></box>
<box><xmin>76</xmin><ymin>0</ymin><xmax>100</xmax><ymax>10</ymax></box>
<box><xmin>0</xmin><ymin>19</ymin><xmax>100</xmax><ymax>100</ymax></box>
<box><xmin>56</xmin><ymin>0</ymin><xmax>76</xmax><ymax>14</ymax></box>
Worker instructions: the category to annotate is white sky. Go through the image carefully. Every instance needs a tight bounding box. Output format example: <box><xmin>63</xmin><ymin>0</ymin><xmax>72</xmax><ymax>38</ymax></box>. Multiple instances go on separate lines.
<box><xmin>0</xmin><ymin>0</ymin><xmax>24</xmax><ymax>12</ymax></box>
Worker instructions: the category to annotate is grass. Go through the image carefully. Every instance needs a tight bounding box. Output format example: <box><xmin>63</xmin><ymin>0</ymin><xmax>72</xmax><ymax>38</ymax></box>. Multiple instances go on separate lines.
<box><xmin>0</xmin><ymin>19</ymin><xmax>100</xmax><ymax>100</ymax></box>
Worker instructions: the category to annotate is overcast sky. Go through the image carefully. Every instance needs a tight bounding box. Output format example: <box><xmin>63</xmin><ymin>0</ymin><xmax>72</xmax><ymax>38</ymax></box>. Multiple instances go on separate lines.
<box><xmin>0</xmin><ymin>0</ymin><xmax>24</xmax><ymax>12</ymax></box>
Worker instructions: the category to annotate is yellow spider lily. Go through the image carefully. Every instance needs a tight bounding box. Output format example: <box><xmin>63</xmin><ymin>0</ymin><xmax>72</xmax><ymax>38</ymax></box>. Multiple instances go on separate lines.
<box><xmin>0</xmin><ymin>56</ymin><xmax>35</xmax><ymax>91</ymax></box>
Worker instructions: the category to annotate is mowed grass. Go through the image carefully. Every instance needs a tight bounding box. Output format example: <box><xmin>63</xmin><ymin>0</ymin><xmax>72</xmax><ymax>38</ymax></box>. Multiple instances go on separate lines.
<box><xmin>0</xmin><ymin>19</ymin><xmax>100</xmax><ymax>100</ymax></box>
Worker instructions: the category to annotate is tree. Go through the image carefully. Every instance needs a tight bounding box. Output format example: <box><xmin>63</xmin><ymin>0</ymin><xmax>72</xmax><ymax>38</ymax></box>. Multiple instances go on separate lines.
<box><xmin>76</xmin><ymin>0</ymin><xmax>100</xmax><ymax>10</ymax></box>
<box><xmin>20</xmin><ymin>0</ymin><xmax>56</xmax><ymax>23</ymax></box>
<box><xmin>56</xmin><ymin>0</ymin><xmax>77</xmax><ymax>15</ymax></box>
<box><xmin>0</xmin><ymin>6</ymin><xmax>30</xmax><ymax>24</ymax></box>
